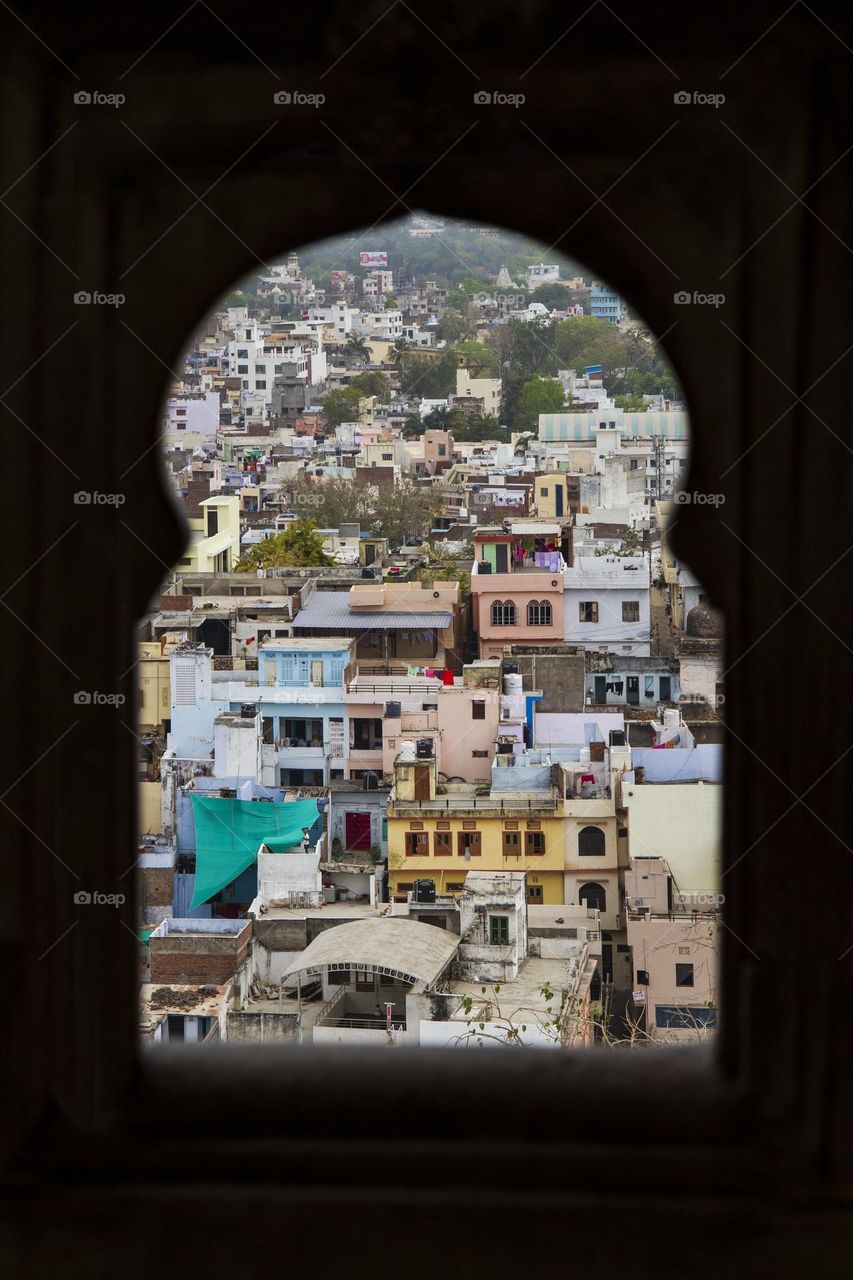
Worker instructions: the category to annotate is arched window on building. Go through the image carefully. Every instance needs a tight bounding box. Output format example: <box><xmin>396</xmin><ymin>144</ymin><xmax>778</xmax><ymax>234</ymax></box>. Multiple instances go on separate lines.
<box><xmin>491</xmin><ymin>599</ymin><xmax>516</xmax><ymax>626</ymax></box>
<box><xmin>527</xmin><ymin>599</ymin><xmax>552</xmax><ymax>626</ymax></box>
<box><xmin>579</xmin><ymin>882</ymin><xmax>607</xmax><ymax>912</ymax></box>
<box><xmin>578</xmin><ymin>825</ymin><xmax>606</xmax><ymax>856</ymax></box>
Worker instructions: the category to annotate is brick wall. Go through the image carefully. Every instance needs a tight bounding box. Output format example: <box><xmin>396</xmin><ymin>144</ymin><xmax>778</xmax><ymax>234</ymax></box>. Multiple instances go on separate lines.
<box><xmin>141</xmin><ymin>867</ymin><xmax>173</xmax><ymax>909</ymax></box>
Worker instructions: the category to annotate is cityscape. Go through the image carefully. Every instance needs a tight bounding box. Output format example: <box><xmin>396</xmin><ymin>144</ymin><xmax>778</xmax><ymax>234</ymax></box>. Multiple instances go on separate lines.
<box><xmin>136</xmin><ymin>214</ymin><xmax>723</xmax><ymax>1050</ymax></box>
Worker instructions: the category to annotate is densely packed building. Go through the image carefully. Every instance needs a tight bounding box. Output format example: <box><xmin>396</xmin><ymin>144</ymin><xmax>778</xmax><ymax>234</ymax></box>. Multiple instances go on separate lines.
<box><xmin>135</xmin><ymin>217</ymin><xmax>722</xmax><ymax>1049</ymax></box>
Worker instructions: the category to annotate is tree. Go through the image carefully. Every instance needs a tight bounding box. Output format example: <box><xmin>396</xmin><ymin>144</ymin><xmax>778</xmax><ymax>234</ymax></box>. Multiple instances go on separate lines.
<box><xmin>529</xmin><ymin>282</ymin><xmax>575</xmax><ymax>309</ymax></box>
<box><xmin>398</xmin><ymin>350</ymin><xmax>457</xmax><ymax>400</ymax></box>
<box><xmin>320</xmin><ymin>385</ymin><xmax>363</xmax><ymax>428</ymax></box>
<box><xmin>344</xmin><ymin>334</ymin><xmax>371</xmax><ymax>367</ymax></box>
<box><xmin>437</xmin><ymin>303</ymin><xmax>478</xmax><ymax>344</ymax></box>
<box><xmin>284</xmin><ymin>474</ymin><xmax>370</xmax><ymax>528</ymax></box>
<box><xmin>453</xmin><ymin>982</ymin><xmax>716</xmax><ymax>1049</ymax></box>
<box><xmin>350</xmin><ymin>370</ymin><xmax>391</xmax><ymax>403</ymax></box>
<box><xmin>367</xmin><ymin>478</ymin><xmax>440</xmax><ymax>547</ymax></box>
<box><xmin>389</xmin><ymin>338</ymin><xmax>413</xmax><ymax>365</ymax></box>
<box><xmin>515</xmin><ymin>376</ymin><xmax>566</xmax><ymax>431</ymax></box>
<box><xmin>417</xmin><ymin>540</ymin><xmax>472</xmax><ymax>594</ymax></box>
<box><xmin>454</xmin><ymin>339</ymin><xmax>497</xmax><ymax>376</ymax></box>
<box><xmin>234</xmin><ymin>518</ymin><xmax>331</xmax><ymax>571</ymax></box>
<box><xmin>446</xmin><ymin>412</ymin><xmax>505</xmax><ymax>442</ymax></box>
<box><xmin>614</xmin><ymin>393</ymin><xmax>648</xmax><ymax>412</ymax></box>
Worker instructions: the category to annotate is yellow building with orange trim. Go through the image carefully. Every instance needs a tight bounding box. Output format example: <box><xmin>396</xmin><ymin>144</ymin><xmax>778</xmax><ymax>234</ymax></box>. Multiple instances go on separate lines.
<box><xmin>387</xmin><ymin>754</ymin><xmax>567</xmax><ymax>905</ymax></box>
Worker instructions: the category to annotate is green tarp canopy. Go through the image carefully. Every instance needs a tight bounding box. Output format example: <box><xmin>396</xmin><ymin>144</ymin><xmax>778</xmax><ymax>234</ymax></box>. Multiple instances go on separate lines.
<box><xmin>189</xmin><ymin>795</ymin><xmax>320</xmax><ymax>909</ymax></box>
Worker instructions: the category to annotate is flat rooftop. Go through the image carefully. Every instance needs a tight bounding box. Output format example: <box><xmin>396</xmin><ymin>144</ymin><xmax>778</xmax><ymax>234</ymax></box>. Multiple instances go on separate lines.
<box><xmin>258</xmin><ymin>900</ymin><xmax>384</xmax><ymax>922</ymax></box>
<box><xmin>445</xmin><ymin>957</ymin><xmax>577</xmax><ymax>1023</ymax></box>
<box><xmin>258</xmin><ymin>637</ymin><xmax>354</xmax><ymax>651</ymax></box>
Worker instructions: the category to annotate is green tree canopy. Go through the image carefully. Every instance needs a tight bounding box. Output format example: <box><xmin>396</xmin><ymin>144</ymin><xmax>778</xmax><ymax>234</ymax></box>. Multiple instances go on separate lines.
<box><xmin>398</xmin><ymin>350</ymin><xmax>457</xmax><ymax>399</ymax></box>
<box><xmin>529</xmin><ymin>283</ymin><xmax>576</xmax><ymax>309</ymax></box>
<box><xmin>515</xmin><ymin>377</ymin><xmax>566</xmax><ymax>432</ymax></box>
<box><xmin>349</xmin><ymin>370</ymin><xmax>391</xmax><ymax>403</ymax></box>
<box><xmin>454</xmin><ymin>339</ymin><xmax>497</xmax><ymax>376</ymax></box>
<box><xmin>366</xmin><ymin>478</ymin><xmax>441</xmax><ymax>548</ymax></box>
<box><xmin>234</xmin><ymin>518</ymin><xmax>331</xmax><ymax>571</ymax></box>
<box><xmin>320</xmin><ymin>385</ymin><xmax>363</xmax><ymax>427</ymax></box>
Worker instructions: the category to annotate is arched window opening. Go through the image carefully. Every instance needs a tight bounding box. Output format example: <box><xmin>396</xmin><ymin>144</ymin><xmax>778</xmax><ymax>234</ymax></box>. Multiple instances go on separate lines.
<box><xmin>578</xmin><ymin>826</ymin><xmax>606</xmax><ymax>856</ymax></box>
<box><xmin>491</xmin><ymin>599</ymin><xmax>517</xmax><ymax>626</ymax></box>
<box><xmin>137</xmin><ymin>210</ymin><xmax>722</xmax><ymax>1052</ymax></box>
<box><xmin>579</xmin><ymin>882</ymin><xmax>607</xmax><ymax>913</ymax></box>
<box><xmin>527</xmin><ymin>599</ymin><xmax>552</xmax><ymax>626</ymax></box>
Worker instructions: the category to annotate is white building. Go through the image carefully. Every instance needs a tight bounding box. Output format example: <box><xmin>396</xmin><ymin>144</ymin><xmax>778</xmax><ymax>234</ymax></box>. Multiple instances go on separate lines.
<box><xmin>164</xmin><ymin>390</ymin><xmax>220</xmax><ymax>438</ymax></box>
<box><xmin>223</xmin><ymin>322</ymin><xmax>326</xmax><ymax>413</ymax></box>
<box><xmin>352</xmin><ymin>309</ymin><xmax>403</xmax><ymax>341</ymax></box>
<box><xmin>528</xmin><ymin>263</ymin><xmax>561</xmax><ymax>288</ymax></box>
<box><xmin>563</xmin><ymin>556</ymin><xmax>651</xmax><ymax>655</ymax></box>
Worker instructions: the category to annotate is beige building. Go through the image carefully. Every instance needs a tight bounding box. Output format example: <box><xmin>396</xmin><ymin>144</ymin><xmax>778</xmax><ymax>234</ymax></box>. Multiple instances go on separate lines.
<box><xmin>622</xmin><ymin>782</ymin><xmax>722</xmax><ymax>1041</ymax></box>
<box><xmin>624</xmin><ymin>857</ymin><xmax>719</xmax><ymax>1042</ymax></box>
<box><xmin>455</xmin><ymin>367</ymin><xmax>502</xmax><ymax>417</ymax></box>
<box><xmin>176</xmin><ymin>494</ymin><xmax>242</xmax><ymax>573</ymax></box>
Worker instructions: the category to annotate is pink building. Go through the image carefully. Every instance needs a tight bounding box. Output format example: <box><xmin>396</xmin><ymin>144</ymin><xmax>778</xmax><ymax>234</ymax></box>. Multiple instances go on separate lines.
<box><xmin>345</xmin><ymin>673</ymin><xmax>499</xmax><ymax>784</ymax></box>
<box><xmin>470</xmin><ymin>521</ymin><xmax>571</xmax><ymax>659</ymax></box>
<box><xmin>344</xmin><ymin>660</ymin><xmax>530</xmax><ymax>784</ymax></box>
<box><xmin>423</xmin><ymin>429</ymin><xmax>454</xmax><ymax>476</ymax></box>
<box><xmin>624</xmin><ymin>858</ymin><xmax>719</xmax><ymax>1042</ymax></box>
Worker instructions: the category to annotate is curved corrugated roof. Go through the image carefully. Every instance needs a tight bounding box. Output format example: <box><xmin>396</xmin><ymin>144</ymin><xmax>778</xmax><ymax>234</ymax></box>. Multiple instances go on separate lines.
<box><xmin>281</xmin><ymin>918</ymin><xmax>459</xmax><ymax>987</ymax></box>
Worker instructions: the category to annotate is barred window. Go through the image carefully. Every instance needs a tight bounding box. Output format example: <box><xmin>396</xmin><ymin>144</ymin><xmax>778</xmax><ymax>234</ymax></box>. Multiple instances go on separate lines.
<box><xmin>491</xmin><ymin>599</ymin><xmax>517</xmax><ymax>626</ymax></box>
<box><xmin>527</xmin><ymin>599</ymin><xmax>552</xmax><ymax>626</ymax></box>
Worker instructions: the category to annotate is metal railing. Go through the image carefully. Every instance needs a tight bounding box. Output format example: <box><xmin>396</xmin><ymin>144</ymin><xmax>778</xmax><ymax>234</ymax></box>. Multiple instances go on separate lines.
<box><xmin>347</xmin><ymin>681</ymin><xmax>449</xmax><ymax>695</ymax></box>
<box><xmin>315</xmin><ymin>983</ymin><xmax>347</xmax><ymax>1024</ymax></box>
<box><xmin>391</xmin><ymin>791</ymin><xmax>559</xmax><ymax>813</ymax></box>
<box><xmin>320</xmin><ymin>1016</ymin><xmax>407</xmax><ymax>1031</ymax></box>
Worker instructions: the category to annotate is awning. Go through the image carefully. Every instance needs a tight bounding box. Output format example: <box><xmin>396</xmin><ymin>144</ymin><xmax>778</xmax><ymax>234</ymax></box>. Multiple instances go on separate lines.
<box><xmin>189</xmin><ymin>795</ymin><xmax>319</xmax><ymax>909</ymax></box>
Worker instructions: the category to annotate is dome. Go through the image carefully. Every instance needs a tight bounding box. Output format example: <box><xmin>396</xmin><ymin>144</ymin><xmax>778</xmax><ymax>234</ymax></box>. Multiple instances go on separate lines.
<box><xmin>685</xmin><ymin>600</ymin><xmax>723</xmax><ymax>638</ymax></box>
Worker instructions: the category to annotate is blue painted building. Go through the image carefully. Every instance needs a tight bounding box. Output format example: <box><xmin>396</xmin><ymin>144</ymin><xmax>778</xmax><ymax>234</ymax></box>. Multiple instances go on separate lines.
<box><xmin>590</xmin><ymin>283</ymin><xmax>624</xmax><ymax>324</ymax></box>
<box><xmin>167</xmin><ymin>638</ymin><xmax>355</xmax><ymax>786</ymax></box>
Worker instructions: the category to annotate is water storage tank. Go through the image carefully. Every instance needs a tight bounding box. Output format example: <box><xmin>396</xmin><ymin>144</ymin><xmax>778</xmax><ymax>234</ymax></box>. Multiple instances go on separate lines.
<box><xmin>416</xmin><ymin>738</ymin><xmax>434</xmax><ymax>758</ymax></box>
<box><xmin>662</xmin><ymin>707</ymin><xmax>680</xmax><ymax>730</ymax></box>
<box><xmin>503</xmin><ymin>673</ymin><xmax>523</xmax><ymax>695</ymax></box>
<box><xmin>384</xmin><ymin>700</ymin><xmax>402</xmax><ymax>719</ymax></box>
<box><xmin>397</xmin><ymin>740</ymin><xmax>417</xmax><ymax>763</ymax></box>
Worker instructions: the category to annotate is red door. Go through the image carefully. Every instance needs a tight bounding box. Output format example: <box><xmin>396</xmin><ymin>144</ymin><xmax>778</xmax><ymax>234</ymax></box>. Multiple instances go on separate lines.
<box><xmin>345</xmin><ymin>811</ymin><xmax>372</xmax><ymax>851</ymax></box>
